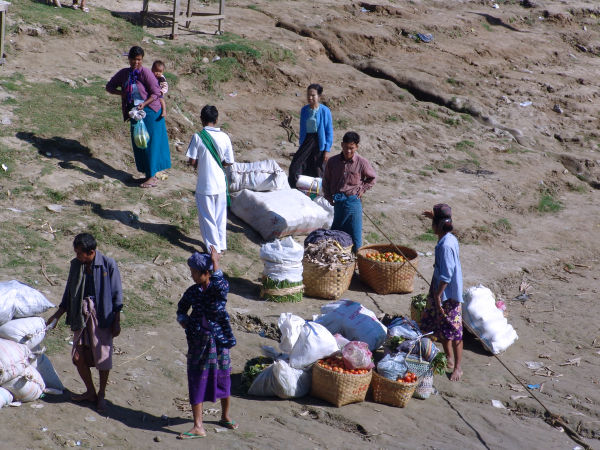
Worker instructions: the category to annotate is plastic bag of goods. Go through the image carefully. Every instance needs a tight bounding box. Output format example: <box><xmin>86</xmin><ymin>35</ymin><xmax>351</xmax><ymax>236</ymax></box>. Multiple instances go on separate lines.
<box><xmin>278</xmin><ymin>313</ymin><xmax>306</xmax><ymax>354</ymax></box>
<box><xmin>133</xmin><ymin>119</ymin><xmax>150</xmax><ymax>149</ymax></box>
<box><xmin>288</xmin><ymin>321</ymin><xmax>338</xmax><ymax>369</ymax></box>
<box><xmin>315</xmin><ymin>300</ymin><xmax>387</xmax><ymax>351</ymax></box>
<box><xmin>0</xmin><ymin>280</ymin><xmax>55</xmax><ymax>325</ymax></box>
<box><xmin>31</xmin><ymin>354</ymin><xmax>64</xmax><ymax>393</ymax></box>
<box><xmin>230</xmin><ymin>189</ymin><xmax>331</xmax><ymax>241</ymax></box>
<box><xmin>226</xmin><ymin>160</ymin><xmax>290</xmax><ymax>192</ymax></box>
<box><xmin>2</xmin><ymin>365</ymin><xmax>45</xmax><ymax>402</ymax></box>
<box><xmin>260</xmin><ymin>237</ymin><xmax>304</xmax><ymax>302</ymax></box>
<box><xmin>0</xmin><ymin>317</ymin><xmax>46</xmax><ymax>349</ymax></box>
<box><xmin>334</xmin><ymin>333</ymin><xmax>350</xmax><ymax>350</ymax></box>
<box><xmin>272</xmin><ymin>360</ymin><xmax>312</xmax><ymax>399</ymax></box>
<box><xmin>377</xmin><ymin>352</ymin><xmax>408</xmax><ymax>381</ymax></box>
<box><xmin>0</xmin><ymin>386</ymin><xmax>13</xmax><ymax>408</ymax></box>
<box><xmin>0</xmin><ymin>339</ymin><xmax>35</xmax><ymax>384</ymax></box>
<box><xmin>247</xmin><ymin>364</ymin><xmax>277</xmax><ymax>397</ymax></box>
<box><xmin>342</xmin><ymin>341</ymin><xmax>374</xmax><ymax>370</ymax></box>
<box><xmin>241</xmin><ymin>356</ymin><xmax>274</xmax><ymax>394</ymax></box>
<box><xmin>462</xmin><ymin>285</ymin><xmax>518</xmax><ymax>354</ymax></box>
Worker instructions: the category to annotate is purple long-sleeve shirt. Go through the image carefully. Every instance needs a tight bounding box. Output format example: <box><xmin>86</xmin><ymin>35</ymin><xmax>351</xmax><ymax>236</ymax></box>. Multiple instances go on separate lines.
<box><xmin>106</xmin><ymin>66</ymin><xmax>162</xmax><ymax>121</ymax></box>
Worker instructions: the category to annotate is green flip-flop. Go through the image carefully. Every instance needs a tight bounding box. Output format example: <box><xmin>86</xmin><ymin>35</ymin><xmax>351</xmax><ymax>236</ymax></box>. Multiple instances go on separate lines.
<box><xmin>218</xmin><ymin>419</ymin><xmax>238</xmax><ymax>430</ymax></box>
<box><xmin>177</xmin><ymin>432</ymin><xmax>206</xmax><ymax>440</ymax></box>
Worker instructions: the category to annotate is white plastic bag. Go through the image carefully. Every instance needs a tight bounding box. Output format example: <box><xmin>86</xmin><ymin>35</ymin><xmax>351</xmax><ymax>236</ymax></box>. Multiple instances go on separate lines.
<box><xmin>0</xmin><ymin>317</ymin><xmax>46</xmax><ymax>349</ymax></box>
<box><xmin>247</xmin><ymin>365</ymin><xmax>277</xmax><ymax>397</ymax></box>
<box><xmin>0</xmin><ymin>339</ymin><xmax>34</xmax><ymax>384</ymax></box>
<box><xmin>0</xmin><ymin>386</ymin><xmax>13</xmax><ymax>408</ymax></box>
<box><xmin>313</xmin><ymin>196</ymin><xmax>334</xmax><ymax>227</ymax></box>
<box><xmin>0</xmin><ymin>280</ymin><xmax>55</xmax><ymax>325</ymax></box>
<box><xmin>230</xmin><ymin>189</ymin><xmax>331</xmax><ymax>241</ymax></box>
<box><xmin>278</xmin><ymin>313</ymin><xmax>306</xmax><ymax>354</ymax></box>
<box><xmin>377</xmin><ymin>353</ymin><xmax>408</xmax><ymax>381</ymax></box>
<box><xmin>31</xmin><ymin>354</ymin><xmax>64</xmax><ymax>393</ymax></box>
<box><xmin>227</xmin><ymin>160</ymin><xmax>290</xmax><ymax>192</ymax></box>
<box><xmin>315</xmin><ymin>300</ymin><xmax>387</xmax><ymax>351</ymax></box>
<box><xmin>260</xmin><ymin>237</ymin><xmax>304</xmax><ymax>282</ymax></box>
<box><xmin>2</xmin><ymin>365</ymin><xmax>45</xmax><ymax>402</ymax></box>
<box><xmin>272</xmin><ymin>360</ymin><xmax>311</xmax><ymax>399</ymax></box>
<box><xmin>288</xmin><ymin>321</ymin><xmax>338</xmax><ymax>369</ymax></box>
<box><xmin>296</xmin><ymin>175</ymin><xmax>322</xmax><ymax>195</ymax></box>
<box><xmin>463</xmin><ymin>285</ymin><xmax>518</xmax><ymax>354</ymax></box>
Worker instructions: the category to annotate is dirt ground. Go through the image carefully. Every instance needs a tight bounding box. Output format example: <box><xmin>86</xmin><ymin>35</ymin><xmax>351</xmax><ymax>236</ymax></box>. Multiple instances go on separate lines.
<box><xmin>1</xmin><ymin>0</ymin><xmax>599</xmax><ymax>448</ymax></box>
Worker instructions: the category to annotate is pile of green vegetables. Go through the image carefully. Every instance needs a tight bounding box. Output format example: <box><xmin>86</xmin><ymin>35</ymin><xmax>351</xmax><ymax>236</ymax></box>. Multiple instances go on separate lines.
<box><xmin>262</xmin><ymin>276</ymin><xmax>303</xmax><ymax>303</ymax></box>
<box><xmin>241</xmin><ymin>356</ymin><xmax>274</xmax><ymax>393</ymax></box>
<box><xmin>411</xmin><ymin>293</ymin><xmax>428</xmax><ymax>312</ymax></box>
<box><xmin>430</xmin><ymin>352</ymin><xmax>448</xmax><ymax>376</ymax></box>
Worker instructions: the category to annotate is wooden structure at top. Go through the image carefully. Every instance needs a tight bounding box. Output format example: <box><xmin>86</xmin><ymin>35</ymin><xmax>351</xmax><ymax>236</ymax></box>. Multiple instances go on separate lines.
<box><xmin>0</xmin><ymin>1</ymin><xmax>9</xmax><ymax>65</ymax></box>
<box><xmin>140</xmin><ymin>0</ymin><xmax>225</xmax><ymax>39</ymax></box>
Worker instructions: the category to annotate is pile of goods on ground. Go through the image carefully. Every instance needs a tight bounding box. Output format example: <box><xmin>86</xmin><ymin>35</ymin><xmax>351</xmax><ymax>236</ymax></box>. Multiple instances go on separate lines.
<box><xmin>0</xmin><ymin>280</ymin><xmax>64</xmax><ymax>408</ymax></box>
<box><xmin>302</xmin><ymin>230</ymin><xmax>356</xmax><ymax>300</ymax></box>
<box><xmin>260</xmin><ymin>237</ymin><xmax>304</xmax><ymax>303</ymax></box>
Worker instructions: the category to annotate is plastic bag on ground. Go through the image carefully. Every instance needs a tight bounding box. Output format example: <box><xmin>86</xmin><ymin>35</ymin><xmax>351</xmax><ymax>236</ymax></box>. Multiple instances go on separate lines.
<box><xmin>31</xmin><ymin>354</ymin><xmax>64</xmax><ymax>393</ymax></box>
<box><xmin>388</xmin><ymin>317</ymin><xmax>421</xmax><ymax>340</ymax></box>
<box><xmin>0</xmin><ymin>386</ymin><xmax>13</xmax><ymax>408</ymax></box>
<box><xmin>288</xmin><ymin>321</ymin><xmax>338</xmax><ymax>369</ymax></box>
<box><xmin>278</xmin><ymin>313</ymin><xmax>306</xmax><ymax>353</ymax></box>
<box><xmin>463</xmin><ymin>285</ymin><xmax>518</xmax><ymax>354</ymax></box>
<box><xmin>342</xmin><ymin>341</ymin><xmax>374</xmax><ymax>370</ymax></box>
<box><xmin>227</xmin><ymin>160</ymin><xmax>290</xmax><ymax>192</ymax></box>
<box><xmin>0</xmin><ymin>280</ymin><xmax>55</xmax><ymax>325</ymax></box>
<box><xmin>0</xmin><ymin>317</ymin><xmax>46</xmax><ymax>349</ymax></box>
<box><xmin>247</xmin><ymin>365</ymin><xmax>276</xmax><ymax>397</ymax></box>
<box><xmin>2</xmin><ymin>365</ymin><xmax>45</xmax><ymax>402</ymax></box>
<box><xmin>0</xmin><ymin>339</ymin><xmax>35</xmax><ymax>384</ymax></box>
<box><xmin>377</xmin><ymin>353</ymin><xmax>408</xmax><ymax>381</ymax></box>
<box><xmin>334</xmin><ymin>333</ymin><xmax>350</xmax><ymax>350</ymax></box>
<box><xmin>230</xmin><ymin>189</ymin><xmax>331</xmax><ymax>241</ymax></box>
<box><xmin>261</xmin><ymin>237</ymin><xmax>304</xmax><ymax>283</ymax></box>
<box><xmin>315</xmin><ymin>300</ymin><xmax>387</xmax><ymax>351</ymax></box>
<box><xmin>272</xmin><ymin>360</ymin><xmax>312</xmax><ymax>399</ymax></box>
<box><xmin>133</xmin><ymin>119</ymin><xmax>150</xmax><ymax>149</ymax></box>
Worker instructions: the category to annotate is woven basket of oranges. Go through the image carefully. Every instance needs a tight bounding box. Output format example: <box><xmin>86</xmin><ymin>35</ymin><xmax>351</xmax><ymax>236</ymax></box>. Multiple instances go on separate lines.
<box><xmin>311</xmin><ymin>356</ymin><xmax>372</xmax><ymax>407</ymax></box>
<box><xmin>357</xmin><ymin>244</ymin><xmax>418</xmax><ymax>294</ymax></box>
<box><xmin>371</xmin><ymin>370</ymin><xmax>418</xmax><ymax>408</ymax></box>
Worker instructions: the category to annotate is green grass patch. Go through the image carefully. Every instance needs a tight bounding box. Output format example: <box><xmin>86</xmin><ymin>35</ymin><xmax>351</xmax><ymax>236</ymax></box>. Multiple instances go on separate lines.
<box><xmin>442</xmin><ymin>162</ymin><xmax>454</xmax><ymax>169</ymax></box>
<box><xmin>482</xmin><ymin>22</ymin><xmax>493</xmax><ymax>32</ymax></box>
<box><xmin>446</xmin><ymin>78</ymin><xmax>461</xmax><ymax>86</ymax></box>
<box><xmin>385</xmin><ymin>114</ymin><xmax>401</xmax><ymax>122</ymax></box>
<box><xmin>365</xmin><ymin>231</ymin><xmax>381</xmax><ymax>243</ymax></box>
<box><xmin>44</xmin><ymin>188</ymin><xmax>68</xmax><ymax>203</ymax></box>
<box><xmin>455</xmin><ymin>140</ymin><xmax>475</xmax><ymax>150</ymax></box>
<box><xmin>87</xmin><ymin>223</ymin><xmax>172</xmax><ymax>260</ymax></box>
<box><xmin>494</xmin><ymin>218</ymin><xmax>512</xmax><ymax>232</ymax></box>
<box><xmin>333</xmin><ymin>117</ymin><xmax>351</xmax><ymax>130</ymax></box>
<box><xmin>416</xmin><ymin>229</ymin><xmax>437</xmax><ymax>242</ymax></box>
<box><xmin>120</xmin><ymin>289</ymin><xmax>173</xmax><ymax>328</ymax></box>
<box><xmin>537</xmin><ymin>192</ymin><xmax>563</xmax><ymax>213</ymax></box>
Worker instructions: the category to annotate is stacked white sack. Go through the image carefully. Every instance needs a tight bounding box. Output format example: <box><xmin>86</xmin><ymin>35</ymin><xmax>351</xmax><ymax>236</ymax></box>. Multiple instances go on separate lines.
<box><xmin>227</xmin><ymin>160</ymin><xmax>290</xmax><ymax>192</ymax></box>
<box><xmin>462</xmin><ymin>285</ymin><xmax>518</xmax><ymax>354</ymax></box>
<box><xmin>260</xmin><ymin>237</ymin><xmax>304</xmax><ymax>283</ymax></box>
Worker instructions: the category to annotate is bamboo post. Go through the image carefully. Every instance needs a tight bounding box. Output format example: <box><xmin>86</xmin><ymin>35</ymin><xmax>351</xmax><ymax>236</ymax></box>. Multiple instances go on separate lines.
<box><xmin>0</xmin><ymin>1</ymin><xmax>9</xmax><ymax>65</ymax></box>
<box><xmin>171</xmin><ymin>0</ymin><xmax>180</xmax><ymax>39</ymax></box>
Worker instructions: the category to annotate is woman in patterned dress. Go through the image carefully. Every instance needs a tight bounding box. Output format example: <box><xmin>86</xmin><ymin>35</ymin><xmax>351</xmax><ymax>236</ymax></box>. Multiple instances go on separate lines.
<box><xmin>176</xmin><ymin>247</ymin><xmax>238</xmax><ymax>439</ymax></box>
<box><xmin>419</xmin><ymin>204</ymin><xmax>464</xmax><ymax>381</ymax></box>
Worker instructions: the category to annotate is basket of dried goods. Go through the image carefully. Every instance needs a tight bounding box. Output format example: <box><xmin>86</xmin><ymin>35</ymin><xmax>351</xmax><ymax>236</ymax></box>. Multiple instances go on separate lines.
<box><xmin>357</xmin><ymin>244</ymin><xmax>418</xmax><ymax>294</ymax></box>
<box><xmin>303</xmin><ymin>239</ymin><xmax>356</xmax><ymax>300</ymax></box>
<box><xmin>311</xmin><ymin>356</ymin><xmax>372</xmax><ymax>407</ymax></box>
<box><xmin>371</xmin><ymin>370</ymin><xmax>418</xmax><ymax>408</ymax></box>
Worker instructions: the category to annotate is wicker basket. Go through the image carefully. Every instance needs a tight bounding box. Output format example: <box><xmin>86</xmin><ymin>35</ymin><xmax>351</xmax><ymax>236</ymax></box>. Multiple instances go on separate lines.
<box><xmin>311</xmin><ymin>363</ymin><xmax>372</xmax><ymax>407</ymax></box>
<box><xmin>371</xmin><ymin>371</ymin><xmax>418</xmax><ymax>408</ymax></box>
<box><xmin>302</xmin><ymin>259</ymin><xmax>355</xmax><ymax>300</ymax></box>
<box><xmin>357</xmin><ymin>244</ymin><xmax>418</xmax><ymax>294</ymax></box>
<box><xmin>405</xmin><ymin>355</ymin><xmax>432</xmax><ymax>378</ymax></box>
<box><xmin>413</xmin><ymin>369</ymin><xmax>434</xmax><ymax>399</ymax></box>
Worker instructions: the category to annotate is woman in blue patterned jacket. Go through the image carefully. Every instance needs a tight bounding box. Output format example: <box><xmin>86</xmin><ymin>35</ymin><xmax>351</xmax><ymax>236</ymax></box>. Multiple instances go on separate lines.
<box><xmin>176</xmin><ymin>247</ymin><xmax>237</xmax><ymax>439</ymax></box>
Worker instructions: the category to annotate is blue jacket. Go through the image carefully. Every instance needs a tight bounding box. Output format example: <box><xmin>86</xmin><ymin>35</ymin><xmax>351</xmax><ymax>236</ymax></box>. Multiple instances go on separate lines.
<box><xmin>432</xmin><ymin>233</ymin><xmax>463</xmax><ymax>303</ymax></box>
<box><xmin>299</xmin><ymin>104</ymin><xmax>333</xmax><ymax>152</ymax></box>
<box><xmin>60</xmin><ymin>250</ymin><xmax>123</xmax><ymax>329</ymax></box>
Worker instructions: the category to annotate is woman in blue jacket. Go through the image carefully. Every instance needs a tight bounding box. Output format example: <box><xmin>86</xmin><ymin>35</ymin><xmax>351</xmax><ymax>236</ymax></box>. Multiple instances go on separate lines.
<box><xmin>288</xmin><ymin>84</ymin><xmax>333</xmax><ymax>188</ymax></box>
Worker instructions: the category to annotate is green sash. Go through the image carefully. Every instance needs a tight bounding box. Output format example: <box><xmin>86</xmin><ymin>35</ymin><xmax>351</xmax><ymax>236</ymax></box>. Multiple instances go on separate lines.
<box><xmin>197</xmin><ymin>129</ymin><xmax>230</xmax><ymax>206</ymax></box>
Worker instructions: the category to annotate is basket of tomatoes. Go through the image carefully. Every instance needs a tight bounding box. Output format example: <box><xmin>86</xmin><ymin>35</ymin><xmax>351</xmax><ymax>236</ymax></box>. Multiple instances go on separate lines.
<box><xmin>357</xmin><ymin>244</ymin><xmax>418</xmax><ymax>294</ymax></box>
<box><xmin>371</xmin><ymin>370</ymin><xmax>419</xmax><ymax>408</ymax></box>
<box><xmin>311</xmin><ymin>356</ymin><xmax>373</xmax><ymax>407</ymax></box>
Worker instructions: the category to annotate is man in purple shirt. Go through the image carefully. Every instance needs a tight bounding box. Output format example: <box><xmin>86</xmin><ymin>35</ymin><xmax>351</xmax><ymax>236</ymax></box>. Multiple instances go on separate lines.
<box><xmin>322</xmin><ymin>131</ymin><xmax>377</xmax><ymax>252</ymax></box>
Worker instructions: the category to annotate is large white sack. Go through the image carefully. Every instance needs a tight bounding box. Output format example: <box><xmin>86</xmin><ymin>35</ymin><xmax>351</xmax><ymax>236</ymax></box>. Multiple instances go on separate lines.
<box><xmin>313</xmin><ymin>197</ymin><xmax>334</xmax><ymax>227</ymax></box>
<box><xmin>272</xmin><ymin>360</ymin><xmax>311</xmax><ymax>399</ymax></box>
<box><xmin>230</xmin><ymin>189</ymin><xmax>331</xmax><ymax>241</ymax></box>
<box><xmin>261</xmin><ymin>237</ymin><xmax>304</xmax><ymax>282</ymax></box>
<box><xmin>296</xmin><ymin>175</ymin><xmax>322</xmax><ymax>195</ymax></box>
<box><xmin>0</xmin><ymin>317</ymin><xmax>46</xmax><ymax>349</ymax></box>
<box><xmin>0</xmin><ymin>280</ymin><xmax>55</xmax><ymax>325</ymax></box>
<box><xmin>463</xmin><ymin>285</ymin><xmax>518</xmax><ymax>354</ymax></box>
<box><xmin>227</xmin><ymin>160</ymin><xmax>290</xmax><ymax>192</ymax></box>
<box><xmin>32</xmin><ymin>354</ymin><xmax>64</xmax><ymax>392</ymax></box>
<box><xmin>0</xmin><ymin>339</ymin><xmax>35</xmax><ymax>384</ymax></box>
<box><xmin>2</xmin><ymin>365</ymin><xmax>45</xmax><ymax>402</ymax></box>
<box><xmin>247</xmin><ymin>365</ymin><xmax>277</xmax><ymax>397</ymax></box>
<box><xmin>278</xmin><ymin>313</ymin><xmax>306</xmax><ymax>354</ymax></box>
<box><xmin>0</xmin><ymin>387</ymin><xmax>13</xmax><ymax>408</ymax></box>
<box><xmin>288</xmin><ymin>321</ymin><xmax>338</xmax><ymax>369</ymax></box>
<box><xmin>315</xmin><ymin>300</ymin><xmax>387</xmax><ymax>351</ymax></box>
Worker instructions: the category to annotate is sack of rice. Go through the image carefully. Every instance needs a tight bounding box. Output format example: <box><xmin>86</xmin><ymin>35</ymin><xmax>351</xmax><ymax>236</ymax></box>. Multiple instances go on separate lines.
<box><xmin>2</xmin><ymin>365</ymin><xmax>45</xmax><ymax>402</ymax></box>
<box><xmin>0</xmin><ymin>338</ymin><xmax>35</xmax><ymax>384</ymax></box>
<box><xmin>0</xmin><ymin>317</ymin><xmax>46</xmax><ymax>349</ymax></box>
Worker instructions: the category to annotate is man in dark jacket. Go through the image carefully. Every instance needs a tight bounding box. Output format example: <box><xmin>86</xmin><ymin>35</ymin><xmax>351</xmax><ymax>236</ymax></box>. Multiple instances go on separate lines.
<box><xmin>47</xmin><ymin>233</ymin><xmax>122</xmax><ymax>413</ymax></box>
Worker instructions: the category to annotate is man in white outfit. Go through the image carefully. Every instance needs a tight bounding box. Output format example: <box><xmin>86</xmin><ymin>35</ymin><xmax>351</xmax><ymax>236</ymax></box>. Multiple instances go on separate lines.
<box><xmin>186</xmin><ymin>105</ymin><xmax>234</xmax><ymax>253</ymax></box>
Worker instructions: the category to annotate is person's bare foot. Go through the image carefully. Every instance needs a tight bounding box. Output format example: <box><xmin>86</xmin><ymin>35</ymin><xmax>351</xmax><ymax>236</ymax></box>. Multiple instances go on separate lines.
<box><xmin>96</xmin><ymin>394</ymin><xmax>107</xmax><ymax>413</ymax></box>
<box><xmin>140</xmin><ymin>176</ymin><xmax>158</xmax><ymax>188</ymax></box>
<box><xmin>450</xmin><ymin>366</ymin><xmax>463</xmax><ymax>381</ymax></box>
<box><xmin>177</xmin><ymin>426</ymin><xmax>206</xmax><ymax>439</ymax></box>
<box><xmin>446</xmin><ymin>357</ymin><xmax>455</xmax><ymax>372</ymax></box>
<box><xmin>71</xmin><ymin>391</ymin><xmax>97</xmax><ymax>403</ymax></box>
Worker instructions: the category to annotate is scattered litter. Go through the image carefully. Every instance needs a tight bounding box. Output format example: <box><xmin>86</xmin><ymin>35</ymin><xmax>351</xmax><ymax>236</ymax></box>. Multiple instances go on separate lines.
<box><xmin>161</xmin><ymin>414</ymin><xmax>168</xmax><ymax>420</ymax></box>
<box><xmin>6</xmin><ymin>208</ymin><xmax>23</xmax><ymax>213</ymax></box>
<box><xmin>146</xmin><ymin>331</ymin><xmax>158</xmax><ymax>336</ymax></box>
<box><xmin>1</xmin><ymin>117</ymin><xmax>11</xmax><ymax>125</ymax></box>
<box><xmin>228</xmin><ymin>91</ymin><xmax>238</xmax><ymax>97</ymax></box>
<box><xmin>559</xmin><ymin>357</ymin><xmax>581</xmax><ymax>367</ymax></box>
<box><xmin>202</xmin><ymin>57</ymin><xmax>209</xmax><ymax>63</ymax></box>
<box><xmin>46</xmin><ymin>152</ymin><xmax>52</xmax><ymax>157</ymax></box>
<box><xmin>154</xmin><ymin>436</ymin><xmax>161</xmax><ymax>442</ymax></box>
<box><xmin>9</xmin><ymin>401</ymin><xmax>21</xmax><ymax>407</ymax></box>
<box><xmin>492</xmin><ymin>3</ymin><xmax>499</xmax><ymax>8</ymax></box>
<box><xmin>426</xmin><ymin>251</ymin><xmax>433</xmax><ymax>257</ymax></box>
<box><xmin>552</xmin><ymin>104</ymin><xmax>563</xmax><ymax>114</ymax></box>
<box><xmin>85</xmin><ymin>416</ymin><xmax>96</xmax><ymax>422</ymax></box>
<box><xmin>539</xmin><ymin>353</ymin><xmax>551</xmax><ymax>359</ymax></box>
<box><xmin>76</xmin><ymin>441</ymin><xmax>81</xmax><ymax>446</ymax></box>
<box><xmin>416</xmin><ymin>33</ymin><xmax>433</xmax><ymax>43</ymax></box>
<box><xmin>46</xmin><ymin>204</ymin><xmax>63</xmax><ymax>213</ymax></box>
<box><xmin>212</xmin><ymin>56</ymin><xmax>221</xmax><ymax>62</ymax></box>
<box><xmin>508</xmin><ymin>383</ymin><xmax>524</xmax><ymax>392</ymax></box>
<box><xmin>527</xmin><ymin>384</ymin><xmax>541</xmax><ymax>390</ymax></box>
<box><xmin>519</xmin><ymin>101</ymin><xmax>532</xmax><ymax>107</ymax></box>
<box><xmin>511</xmin><ymin>394</ymin><xmax>530</xmax><ymax>400</ymax></box>
<box><xmin>203</xmin><ymin>408</ymin><xmax>220</xmax><ymax>415</ymax></box>
<box><xmin>153</xmin><ymin>39</ymin><xmax>165</xmax><ymax>46</ymax></box>
<box><xmin>157</xmin><ymin>173</ymin><xmax>168</xmax><ymax>181</ymax></box>
<box><xmin>495</xmin><ymin>300</ymin><xmax>506</xmax><ymax>312</ymax></box>
<box><xmin>41</xmin><ymin>427</ymin><xmax>48</xmax><ymax>432</ymax></box>
<box><xmin>360</xmin><ymin>7</ymin><xmax>368</xmax><ymax>12</ymax></box>
<box><xmin>45</xmin><ymin>388</ymin><xmax>63</xmax><ymax>395</ymax></box>
<box><xmin>68</xmin><ymin>341</ymin><xmax>73</xmax><ymax>345</ymax></box>
<box><xmin>491</xmin><ymin>399</ymin><xmax>505</xmax><ymax>409</ymax></box>
<box><xmin>30</xmin><ymin>403</ymin><xmax>44</xmax><ymax>409</ymax></box>
<box><xmin>214</xmin><ymin>427</ymin><xmax>228</xmax><ymax>433</ymax></box>
<box><xmin>525</xmin><ymin>361</ymin><xmax>544</xmax><ymax>370</ymax></box>
<box><xmin>300</xmin><ymin>410</ymin><xmax>310</xmax><ymax>416</ymax></box>
<box><xmin>1</xmin><ymin>164</ymin><xmax>7</xmax><ymax>171</ymax></box>
<box><xmin>145</xmin><ymin>356</ymin><xmax>152</xmax><ymax>361</ymax></box>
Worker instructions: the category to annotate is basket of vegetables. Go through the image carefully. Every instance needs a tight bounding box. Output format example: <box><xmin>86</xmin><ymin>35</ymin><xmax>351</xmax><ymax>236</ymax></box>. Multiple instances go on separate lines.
<box><xmin>311</xmin><ymin>356</ymin><xmax>372</xmax><ymax>407</ymax></box>
<box><xmin>371</xmin><ymin>370</ymin><xmax>419</xmax><ymax>408</ymax></box>
<box><xmin>410</xmin><ymin>294</ymin><xmax>428</xmax><ymax>327</ymax></box>
<box><xmin>357</xmin><ymin>244</ymin><xmax>418</xmax><ymax>294</ymax></box>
